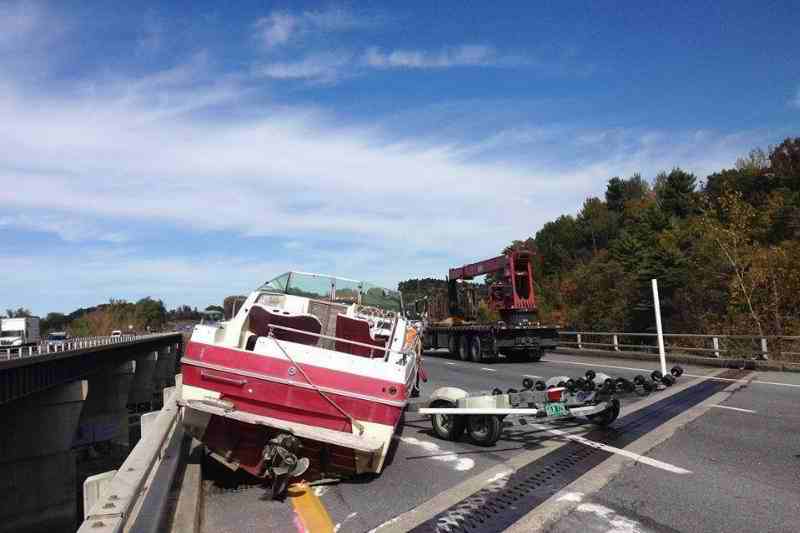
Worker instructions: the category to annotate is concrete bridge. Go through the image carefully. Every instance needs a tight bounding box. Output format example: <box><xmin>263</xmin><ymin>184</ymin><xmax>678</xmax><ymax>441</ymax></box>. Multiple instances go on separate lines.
<box><xmin>0</xmin><ymin>333</ymin><xmax>183</xmax><ymax>533</ymax></box>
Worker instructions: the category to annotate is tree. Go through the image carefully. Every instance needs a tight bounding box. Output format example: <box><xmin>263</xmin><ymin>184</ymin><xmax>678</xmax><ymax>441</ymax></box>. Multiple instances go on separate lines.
<box><xmin>606</xmin><ymin>173</ymin><xmax>650</xmax><ymax>213</ymax></box>
<box><xmin>135</xmin><ymin>297</ymin><xmax>166</xmax><ymax>331</ymax></box>
<box><xmin>205</xmin><ymin>305</ymin><xmax>224</xmax><ymax>314</ymax></box>
<box><xmin>42</xmin><ymin>312</ymin><xmax>67</xmax><ymax>333</ymax></box>
<box><xmin>769</xmin><ymin>137</ymin><xmax>800</xmax><ymax>182</ymax></box>
<box><xmin>5</xmin><ymin>308</ymin><xmax>32</xmax><ymax>318</ymax></box>
<box><xmin>655</xmin><ymin>168</ymin><xmax>697</xmax><ymax>218</ymax></box>
<box><xmin>577</xmin><ymin>197</ymin><xmax>618</xmax><ymax>255</ymax></box>
<box><xmin>69</xmin><ymin>317</ymin><xmax>91</xmax><ymax>337</ymax></box>
<box><xmin>535</xmin><ymin>215</ymin><xmax>581</xmax><ymax>275</ymax></box>
<box><xmin>735</xmin><ymin>148</ymin><xmax>769</xmax><ymax>173</ymax></box>
<box><xmin>700</xmin><ymin>189</ymin><xmax>764</xmax><ymax>335</ymax></box>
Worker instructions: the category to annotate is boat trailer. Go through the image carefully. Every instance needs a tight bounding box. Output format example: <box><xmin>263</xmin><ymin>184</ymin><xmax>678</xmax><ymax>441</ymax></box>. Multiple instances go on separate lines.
<box><xmin>419</xmin><ymin>366</ymin><xmax>684</xmax><ymax>446</ymax></box>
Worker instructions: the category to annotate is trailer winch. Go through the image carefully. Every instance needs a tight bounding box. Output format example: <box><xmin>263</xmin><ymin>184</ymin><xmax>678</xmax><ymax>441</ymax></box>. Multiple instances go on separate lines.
<box><xmin>420</xmin><ymin>366</ymin><xmax>684</xmax><ymax>446</ymax></box>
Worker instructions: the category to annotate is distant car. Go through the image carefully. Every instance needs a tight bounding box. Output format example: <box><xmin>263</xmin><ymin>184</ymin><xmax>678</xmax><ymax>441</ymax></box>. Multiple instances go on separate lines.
<box><xmin>47</xmin><ymin>332</ymin><xmax>69</xmax><ymax>346</ymax></box>
<box><xmin>111</xmin><ymin>330</ymin><xmax>122</xmax><ymax>337</ymax></box>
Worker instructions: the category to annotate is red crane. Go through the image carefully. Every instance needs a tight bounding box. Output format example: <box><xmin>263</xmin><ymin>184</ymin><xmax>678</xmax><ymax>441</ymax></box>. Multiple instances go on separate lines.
<box><xmin>448</xmin><ymin>250</ymin><xmax>537</xmax><ymax>323</ymax></box>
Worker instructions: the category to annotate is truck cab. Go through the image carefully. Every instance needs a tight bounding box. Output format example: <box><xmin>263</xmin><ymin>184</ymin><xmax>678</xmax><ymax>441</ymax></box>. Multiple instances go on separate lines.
<box><xmin>0</xmin><ymin>317</ymin><xmax>41</xmax><ymax>348</ymax></box>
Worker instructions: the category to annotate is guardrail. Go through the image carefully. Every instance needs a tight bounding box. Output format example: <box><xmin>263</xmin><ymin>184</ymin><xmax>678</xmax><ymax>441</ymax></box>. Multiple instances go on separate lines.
<box><xmin>0</xmin><ymin>332</ymin><xmax>179</xmax><ymax>361</ymax></box>
<box><xmin>79</xmin><ymin>378</ymin><xmax>184</xmax><ymax>533</ymax></box>
<box><xmin>558</xmin><ymin>331</ymin><xmax>800</xmax><ymax>362</ymax></box>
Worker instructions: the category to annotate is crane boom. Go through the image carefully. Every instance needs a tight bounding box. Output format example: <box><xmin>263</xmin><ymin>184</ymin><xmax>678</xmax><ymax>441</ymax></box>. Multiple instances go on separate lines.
<box><xmin>449</xmin><ymin>255</ymin><xmax>509</xmax><ymax>281</ymax></box>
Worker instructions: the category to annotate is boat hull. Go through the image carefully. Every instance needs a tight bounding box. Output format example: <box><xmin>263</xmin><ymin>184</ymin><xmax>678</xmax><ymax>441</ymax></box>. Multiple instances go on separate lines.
<box><xmin>180</xmin><ymin>340</ymin><xmax>412</xmax><ymax>477</ymax></box>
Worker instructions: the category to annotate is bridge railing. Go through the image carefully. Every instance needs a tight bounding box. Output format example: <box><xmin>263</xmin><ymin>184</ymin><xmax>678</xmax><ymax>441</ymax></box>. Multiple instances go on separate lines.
<box><xmin>79</xmin><ymin>380</ymin><xmax>184</xmax><ymax>533</ymax></box>
<box><xmin>0</xmin><ymin>332</ymin><xmax>180</xmax><ymax>361</ymax></box>
<box><xmin>558</xmin><ymin>331</ymin><xmax>800</xmax><ymax>363</ymax></box>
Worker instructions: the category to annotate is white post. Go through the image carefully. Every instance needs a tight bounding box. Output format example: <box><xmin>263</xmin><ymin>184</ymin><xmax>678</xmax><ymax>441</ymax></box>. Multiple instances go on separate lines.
<box><xmin>651</xmin><ymin>279</ymin><xmax>667</xmax><ymax>376</ymax></box>
<box><xmin>613</xmin><ymin>334</ymin><xmax>619</xmax><ymax>351</ymax></box>
<box><xmin>577</xmin><ymin>333</ymin><xmax>583</xmax><ymax>350</ymax></box>
<box><xmin>713</xmin><ymin>336</ymin><xmax>720</xmax><ymax>357</ymax></box>
<box><xmin>761</xmin><ymin>338</ymin><xmax>768</xmax><ymax>360</ymax></box>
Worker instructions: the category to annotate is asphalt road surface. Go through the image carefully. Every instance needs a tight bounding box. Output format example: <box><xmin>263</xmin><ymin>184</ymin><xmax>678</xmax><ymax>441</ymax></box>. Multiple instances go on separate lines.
<box><xmin>200</xmin><ymin>350</ymin><xmax>800</xmax><ymax>533</ymax></box>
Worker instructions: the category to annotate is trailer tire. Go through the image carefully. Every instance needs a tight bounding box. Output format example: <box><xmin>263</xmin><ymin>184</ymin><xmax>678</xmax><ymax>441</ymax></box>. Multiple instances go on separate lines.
<box><xmin>430</xmin><ymin>400</ymin><xmax>466</xmax><ymax>441</ymax></box>
<box><xmin>587</xmin><ymin>398</ymin><xmax>620</xmax><ymax>427</ymax></box>
<box><xmin>466</xmin><ymin>415</ymin><xmax>502</xmax><ymax>446</ymax></box>
<box><xmin>470</xmin><ymin>336</ymin><xmax>482</xmax><ymax>363</ymax></box>
<box><xmin>458</xmin><ymin>336</ymin><xmax>470</xmax><ymax>362</ymax></box>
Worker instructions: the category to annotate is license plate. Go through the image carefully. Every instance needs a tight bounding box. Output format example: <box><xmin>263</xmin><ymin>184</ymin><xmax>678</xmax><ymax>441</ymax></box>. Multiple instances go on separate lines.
<box><xmin>545</xmin><ymin>402</ymin><xmax>569</xmax><ymax>417</ymax></box>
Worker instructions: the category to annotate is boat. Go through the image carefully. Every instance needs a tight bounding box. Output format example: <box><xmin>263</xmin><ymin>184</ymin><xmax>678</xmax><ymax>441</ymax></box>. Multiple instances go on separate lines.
<box><xmin>178</xmin><ymin>271</ymin><xmax>422</xmax><ymax>497</ymax></box>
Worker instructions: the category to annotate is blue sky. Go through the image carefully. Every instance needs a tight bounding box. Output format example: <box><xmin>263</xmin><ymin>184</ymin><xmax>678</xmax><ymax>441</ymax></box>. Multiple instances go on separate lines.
<box><xmin>1</xmin><ymin>0</ymin><xmax>798</xmax><ymax>316</ymax></box>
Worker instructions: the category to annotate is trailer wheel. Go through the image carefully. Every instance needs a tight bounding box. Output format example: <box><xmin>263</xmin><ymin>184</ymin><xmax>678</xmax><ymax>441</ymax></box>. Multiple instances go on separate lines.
<box><xmin>466</xmin><ymin>415</ymin><xmax>502</xmax><ymax>446</ymax></box>
<box><xmin>470</xmin><ymin>336</ymin><xmax>482</xmax><ymax>363</ymax></box>
<box><xmin>430</xmin><ymin>400</ymin><xmax>466</xmax><ymax>441</ymax></box>
<box><xmin>458</xmin><ymin>336</ymin><xmax>470</xmax><ymax>362</ymax></box>
<box><xmin>587</xmin><ymin>398</ymin><xmax>620</xmax><ymax>427</ymax></box>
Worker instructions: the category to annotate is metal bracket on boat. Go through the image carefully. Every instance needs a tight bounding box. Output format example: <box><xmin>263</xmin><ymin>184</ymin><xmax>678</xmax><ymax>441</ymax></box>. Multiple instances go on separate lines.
<box><xmin>260</xmin><ymin>434</ymin><xmax>310</xmax><ymax>499</ymax></box>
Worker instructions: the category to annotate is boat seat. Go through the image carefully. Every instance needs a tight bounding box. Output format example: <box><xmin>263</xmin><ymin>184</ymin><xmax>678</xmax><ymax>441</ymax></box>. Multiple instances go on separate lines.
<box><xmin>335</xmin><ymin>314</ymin><xmax>387</xmax><ymax>358</ymax></box>
<box><xmin>248</xmin><ymin>305</ymin><xmax>322</xmax><ymax>347</ymax></box>
<box><xmin>245</xmin><ymin>333</ymin><xmax>258</xmax><ymax>351</ymax></box>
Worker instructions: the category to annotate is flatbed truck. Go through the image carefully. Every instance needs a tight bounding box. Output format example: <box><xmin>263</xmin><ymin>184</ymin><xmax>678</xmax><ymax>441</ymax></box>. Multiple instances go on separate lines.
<box><xmin>420</xmin><ymin>251</ymin><xmax>559</xmax><ymax>362</ymax></box>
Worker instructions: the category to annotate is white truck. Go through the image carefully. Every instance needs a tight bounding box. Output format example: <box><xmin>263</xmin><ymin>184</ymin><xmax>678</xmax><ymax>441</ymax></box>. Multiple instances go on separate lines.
<box><xmin>0</xmin><ymin>317</ymin><xmax>41</xmax><ymax>348</ymax></box>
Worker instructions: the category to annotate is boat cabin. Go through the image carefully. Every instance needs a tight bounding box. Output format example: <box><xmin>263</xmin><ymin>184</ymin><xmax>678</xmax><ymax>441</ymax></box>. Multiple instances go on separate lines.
<box><xmin>201</xmin><ymin>272</ymin><xmax>408</xmax><ymax>361</ymax></box>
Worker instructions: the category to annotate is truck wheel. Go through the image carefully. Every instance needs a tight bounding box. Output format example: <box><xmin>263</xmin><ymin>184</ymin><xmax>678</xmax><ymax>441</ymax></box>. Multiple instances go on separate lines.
<box><xmin>448</xmin><ymin>335</ymin><xmax>458</xmax><ymax>357</ymax></box>
<box><xmin>430</xmin><ymin>400</ymin><xmax>466</xmax><ymax>441</ymax></box>
<box><xmin>470</xmin><ymin>336</ymin><xmax>482</xmax><ymax>363</ymax></box>
<box><xmin>528</xmin><ymin>348</ymin><xmax>544</xmax><ymax>362</ymax></box>
<box><xmin>458</xmin><ymin>336</ymin><xmax>470</xmax><ymax>362</ymax></box>
<box><xmin>466</xmin><ymin>415</ymin><xmax>502</xmax><ymax>446</ymax></box>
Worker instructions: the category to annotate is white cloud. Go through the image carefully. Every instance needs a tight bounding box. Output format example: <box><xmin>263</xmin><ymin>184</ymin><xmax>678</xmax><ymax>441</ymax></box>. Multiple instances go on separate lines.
<box><xmin>362</xmin><ymin>45</ymin><xmax>496</xmax><ymax>69</ymax></box>
<box><xmin>254</xmin><ymin>12</ymin><xmax>296</xmax><ymax>48</ymax></box>
<box><xmin>0</xmin><ymin>58</ymin><xmax>762</xmax><ymax>259</ymax></box>
<box><xmin>0</xmin><ymin>214</ymin><xmax>128</xmax><ymax>243</ymax></box>
<box><xmin>253</xmin><ymin>6</ymin><xmax>370</xmax><ymax>49</ymax></box>
<box><xmin>254</xmin><ymin>45</ymin><xmax>507</xmax><ymax>83</ymax></box>
<box><xmin>253</xmin><ymin>51</ymin><xmax>353</xmax><ymax>84</ymax></box>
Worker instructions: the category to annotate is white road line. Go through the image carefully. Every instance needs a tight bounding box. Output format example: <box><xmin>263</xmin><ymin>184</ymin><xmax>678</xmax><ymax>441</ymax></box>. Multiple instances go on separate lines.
<box><xmin>524</xmin><ymin>374</ymin><xmax>543</xmax><ymax>379</ymax></box>
<box><xmin>446</xmin><ymin>362</ymin><xmax>456</xmax><ymax>365</ymax></box>
<box><xmin>547</xmin><ymin>360</ymin><xmax>652</xmax><ymax>373</ymax></box>
<box><xmin>711</xmin><ymin>404</ymin><xmax>756</xmax><ymax>414</ymax></box>
<box><xmin>532</xmin><ymin>424</ymin><xmax>692</xmax><ymax>475</ymax></box>
<box><xmin>481</xmin><ymin>367</ymin><xmax>496</xmax><ymax>372</ymax></box>
<box><xmin>552</xmin><ymin>359</ymin><xmax>800</xmax><ymax>389</ymax></box>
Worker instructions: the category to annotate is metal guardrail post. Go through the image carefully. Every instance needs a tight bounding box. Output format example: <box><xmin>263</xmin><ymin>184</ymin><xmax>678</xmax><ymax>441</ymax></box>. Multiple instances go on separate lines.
<box><xmin>713</xmin><ymin>336</ymin><xmax>720</xmax><ymax>357</ymax></box>
<box><xmin>761</xmin><ymin>338</ymin><xmax>769</xmax><ymax>360</ymax></box>
<box><xmin>577</xmin><ymin>333</ymin><xmax>582</xmax><ymax>350</ymax></box>
<box><xmin>613</xmin><ymin>334</ymin><xmax>619</xmax><ymax>351</ymax></box>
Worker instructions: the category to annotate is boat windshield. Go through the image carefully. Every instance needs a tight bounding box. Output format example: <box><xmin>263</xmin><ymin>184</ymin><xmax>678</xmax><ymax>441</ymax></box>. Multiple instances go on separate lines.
<box><xmin>260</xmin><ymin>272</ymin><xmax>403</xmax><ymax>313</ymax></box>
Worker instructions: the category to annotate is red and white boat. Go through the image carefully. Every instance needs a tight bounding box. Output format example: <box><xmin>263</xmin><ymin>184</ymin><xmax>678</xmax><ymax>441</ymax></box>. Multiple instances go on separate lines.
<box><xmin>179</xmin><ymin>272</ymin><xmax>421</xmax><ymax>496</ymax></box>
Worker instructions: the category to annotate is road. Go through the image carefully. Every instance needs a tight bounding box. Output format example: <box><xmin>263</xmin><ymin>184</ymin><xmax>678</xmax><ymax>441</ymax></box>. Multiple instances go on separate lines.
<box><xmin>199</xmin><ymin>350</ymin><xmax>800</xmax><ymax>533</ymax></box>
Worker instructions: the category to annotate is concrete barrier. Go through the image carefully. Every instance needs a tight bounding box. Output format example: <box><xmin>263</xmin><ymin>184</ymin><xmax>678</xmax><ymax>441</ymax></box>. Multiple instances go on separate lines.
<box><xmin>78</xmin><ymin>375</ymin><xmax>182</xmax><ymax>533</ymax></box>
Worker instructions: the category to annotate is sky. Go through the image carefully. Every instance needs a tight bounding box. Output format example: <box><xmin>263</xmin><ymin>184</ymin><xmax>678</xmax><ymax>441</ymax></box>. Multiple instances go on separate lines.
<box><xmin>1</xmin><ymin>0</ymin><xmax>798</xmax><ymax>316</ymax></box>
